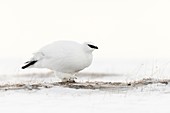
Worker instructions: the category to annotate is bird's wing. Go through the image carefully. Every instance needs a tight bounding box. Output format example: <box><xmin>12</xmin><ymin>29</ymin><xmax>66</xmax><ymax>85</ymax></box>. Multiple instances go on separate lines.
<box><xmin>22</xmin><ymin>52</ymin><xmax>45</xmax><ymax>69</ymax></box>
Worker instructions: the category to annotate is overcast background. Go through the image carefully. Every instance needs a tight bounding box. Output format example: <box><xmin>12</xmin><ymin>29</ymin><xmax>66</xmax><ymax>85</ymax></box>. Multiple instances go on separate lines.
<box><xmin>0</xmin><ymin>0</ymin><xmax>170</xmax><ymax>59</ymax></box>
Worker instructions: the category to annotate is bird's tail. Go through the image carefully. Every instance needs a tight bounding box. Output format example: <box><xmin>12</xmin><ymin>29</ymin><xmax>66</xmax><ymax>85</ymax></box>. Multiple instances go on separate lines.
<box><xmin>22</xmin><ymin>60</ymin><xmax>38</xmax><ymax>69</ymax></box>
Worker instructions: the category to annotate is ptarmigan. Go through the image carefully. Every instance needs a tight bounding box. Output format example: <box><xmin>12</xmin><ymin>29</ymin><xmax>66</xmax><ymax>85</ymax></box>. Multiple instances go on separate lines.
<box><xmin>22</xmin><ymin>40</ymin><xmax>98</xmax><ymax>82</ymax></box>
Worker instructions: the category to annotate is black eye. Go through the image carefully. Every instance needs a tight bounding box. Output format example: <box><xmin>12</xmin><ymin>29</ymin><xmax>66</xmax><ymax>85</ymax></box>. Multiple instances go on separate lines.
<box><xmin>88</xmin><ymin>44</ymin><xmax>98</xmax><ymax>49</ymax></box>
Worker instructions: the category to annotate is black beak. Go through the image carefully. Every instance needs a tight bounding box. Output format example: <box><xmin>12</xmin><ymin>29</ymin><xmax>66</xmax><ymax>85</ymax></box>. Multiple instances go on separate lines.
<box><xmin>94</xmin><ymin>46</ymin><xmax>98</xmax><ymax>49</ymax></box>
<box><xmin>88</xmin><ymin>44</ymin><xmax>98</xmax><ymax>49</ymax></box>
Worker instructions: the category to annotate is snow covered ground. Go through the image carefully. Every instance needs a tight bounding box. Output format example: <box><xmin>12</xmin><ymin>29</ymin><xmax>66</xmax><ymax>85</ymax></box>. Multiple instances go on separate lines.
<box><xmin>0</xmin><ymin>85</ymin><xmax>170</xmax><ymax>113</ymax></box>
<box><xmin>0</xmin><ymin>58</ymin><xmax>170</xmax><ymax>113</ymax></box>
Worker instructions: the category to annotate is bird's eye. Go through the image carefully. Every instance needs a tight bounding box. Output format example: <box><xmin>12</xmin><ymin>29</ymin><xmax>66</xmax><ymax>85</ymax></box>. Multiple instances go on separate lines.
<box><xmin>87</xmin><ymin>44</ymin><xmax>98</xmax><ymax>49</ymax></box>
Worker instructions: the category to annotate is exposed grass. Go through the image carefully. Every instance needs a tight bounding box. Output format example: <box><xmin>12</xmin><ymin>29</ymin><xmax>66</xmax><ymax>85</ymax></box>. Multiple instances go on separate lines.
<box><xmin>0</xmin><ymin>78</ymin><xmax>169</xmax><ymax>91</ymax></box>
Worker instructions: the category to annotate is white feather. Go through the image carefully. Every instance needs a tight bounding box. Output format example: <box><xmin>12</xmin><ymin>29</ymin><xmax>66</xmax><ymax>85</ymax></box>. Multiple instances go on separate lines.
<box><xmin>24</xmin><ymin>40</ymin><xmax>98</xmax><ymax>81</ymax></box>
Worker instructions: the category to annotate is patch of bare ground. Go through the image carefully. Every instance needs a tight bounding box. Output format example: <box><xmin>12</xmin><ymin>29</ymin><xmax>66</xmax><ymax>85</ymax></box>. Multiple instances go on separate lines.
<box><xmin>0</xmin><ymin>78</ymin><xmax>169</xmax><ymax>91</ymax></box>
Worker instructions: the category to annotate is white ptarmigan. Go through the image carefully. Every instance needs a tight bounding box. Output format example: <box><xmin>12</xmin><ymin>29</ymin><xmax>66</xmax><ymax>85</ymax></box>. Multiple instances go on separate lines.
<box><xmin>22</xmin><ymin>40</ymin><xmax>98</xmax><ymax>82</ymax></box>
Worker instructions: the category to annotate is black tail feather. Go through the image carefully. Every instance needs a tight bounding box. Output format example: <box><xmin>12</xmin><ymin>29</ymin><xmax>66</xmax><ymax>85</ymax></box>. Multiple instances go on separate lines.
<box><xmin>22</xmin><ymin>60</ymin><xmax>38</xmax><ymax>69</ymax></box>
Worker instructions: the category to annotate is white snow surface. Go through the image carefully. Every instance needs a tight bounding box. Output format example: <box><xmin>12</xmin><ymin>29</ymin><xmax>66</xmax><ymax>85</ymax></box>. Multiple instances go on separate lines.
<box><xmin>0</xmin><ymin>86</ymin><xmax>170</xmax><ymax>113</ymax></box>
<box><xmin>0</xmin><ymin>58</ymin><xmax>170</xmax><ymax>113</ymax></box>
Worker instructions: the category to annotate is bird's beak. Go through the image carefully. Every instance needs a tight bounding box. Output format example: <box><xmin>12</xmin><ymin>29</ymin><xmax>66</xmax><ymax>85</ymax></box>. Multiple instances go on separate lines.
<box><xmin>94</xmin><ymin>46</ymin><xmax>98</xmax><ymax>49</ymax></box>
<box><xmin>87</xmin><ymin>44</ymin><xmax>99</xmax><ymax>49</ymax></box>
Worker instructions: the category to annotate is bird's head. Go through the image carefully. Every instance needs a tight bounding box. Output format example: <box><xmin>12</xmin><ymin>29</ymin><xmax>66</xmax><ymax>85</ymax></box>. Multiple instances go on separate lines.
<box><xmin>83</xmin><ymin>42</ymin><xmax>98</xmax><ymax>52</ymax></box>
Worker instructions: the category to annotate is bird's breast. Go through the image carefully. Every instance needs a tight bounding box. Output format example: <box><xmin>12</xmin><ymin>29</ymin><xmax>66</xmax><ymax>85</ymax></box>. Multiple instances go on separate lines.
<box><xmin>62</xmin><ymin>52</ymin><xmax>93</xmax><ymax>73</ymax></box>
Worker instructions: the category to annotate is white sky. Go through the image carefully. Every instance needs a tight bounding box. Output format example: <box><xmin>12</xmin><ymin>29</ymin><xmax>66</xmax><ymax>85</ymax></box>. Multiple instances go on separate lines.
<box><xmin>0</xmin><ymin>0</ymin><xmax>170</xmax><ymax>59</ymax></box>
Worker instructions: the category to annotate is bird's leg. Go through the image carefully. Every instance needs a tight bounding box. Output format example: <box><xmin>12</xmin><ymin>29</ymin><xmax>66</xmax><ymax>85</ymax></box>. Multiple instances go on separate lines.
<box><xmin>68</xmin><ymin>73</ymin><xmax>78</xmax><ymax>82</ymax></box>
<box><xmin>62</xmin><ymin>76</ymin><xmax>76</xmax><ymax>83</ymax></box>
<box><xmin>53</xmin><ymin>71</ymin><xmax>77</xmax><ymax>83</ymax></box>
<box><xmin>70</xmin><ymin>73</ymin><xmax>77</xmax><ymax>80</ymax></box>
<box><xmin>61</xmin><ymin>78</ymin><xmax>75</xmax><ymax>83</ymax></box>
<box><xmin>55</xmin><ymin>72</ymin><xmax>76</xmax><ymax>83</ymax></box>
<box><xmin>53</xmin><ymin>71</ymin><xmax>62</xmax><ymax>82</ymax></box>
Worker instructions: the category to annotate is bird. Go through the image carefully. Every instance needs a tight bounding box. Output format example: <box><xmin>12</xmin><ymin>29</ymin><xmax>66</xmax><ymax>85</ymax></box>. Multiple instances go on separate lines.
<box><xmin>22</xmin><ymin>40</ymin><xmax>98</xmax><ymax>82</ymax></box>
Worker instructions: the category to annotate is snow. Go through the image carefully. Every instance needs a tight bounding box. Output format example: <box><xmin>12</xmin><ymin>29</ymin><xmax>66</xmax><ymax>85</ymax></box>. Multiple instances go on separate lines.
<box><xmin>0</xmin><ymin>86</ymin><xmax>170</xmax><ymax>113</ymax></box>
<box><xmin>0</xmin><ymin>58</ymin><xmax>170</xmax><ymax>113</ymax></box>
